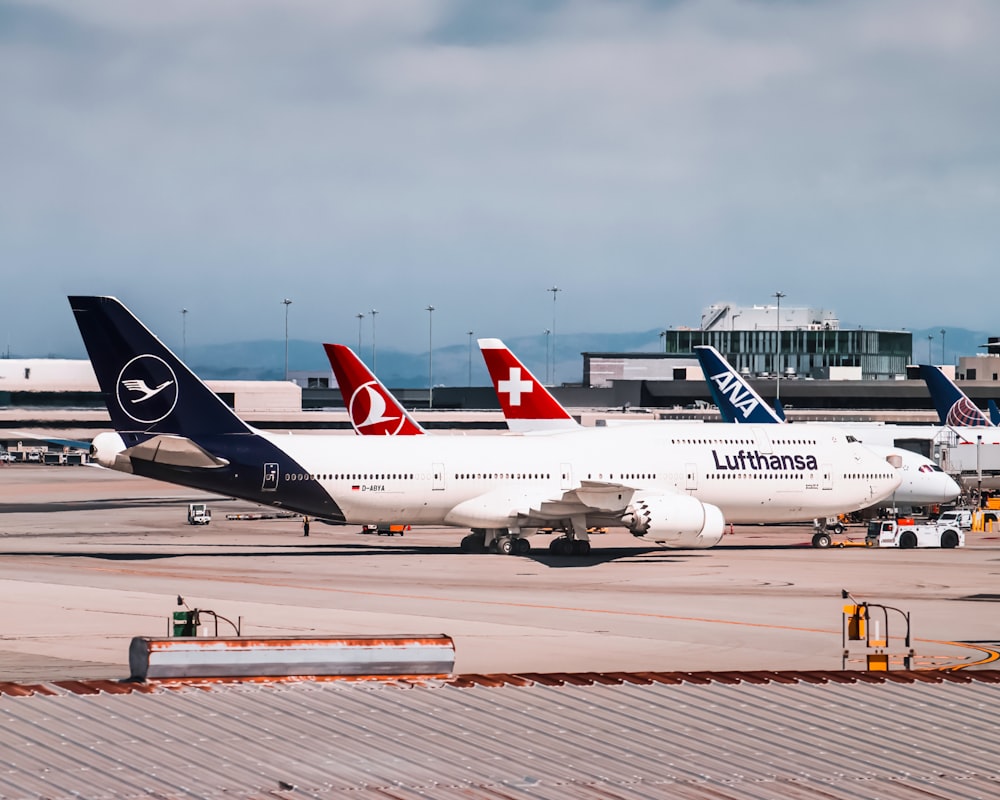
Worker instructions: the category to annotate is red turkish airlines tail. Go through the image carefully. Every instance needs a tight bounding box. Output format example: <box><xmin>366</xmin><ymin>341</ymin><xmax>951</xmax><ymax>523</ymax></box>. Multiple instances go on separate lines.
<box><xmin>478</xmin><ymin>338</ymin><xmax>579</xmax><ymax>433</ymax></box>
<box><xmin>323</xmin><ymin>344</ymin><xmax>425</xmax><ymax>436</ymax></box>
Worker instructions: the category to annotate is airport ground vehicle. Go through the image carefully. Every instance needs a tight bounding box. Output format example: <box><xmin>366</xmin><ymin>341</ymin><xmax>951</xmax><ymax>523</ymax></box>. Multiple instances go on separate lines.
<box><xmin>866</xmin><ymin>519</ymin><xmax>963</xmax><ymax>548</ymax></box>
<box><xmin>187</xmin><ymin>503</ymin><xmax>211</xmax><ymax>525</ymax></box>
<box><xmin>361</xmin><ymin>524</ymin><xmax>408</xmax><ymax>536</ymax></box>
<box><xmin>935</xmin><ymin>509</ymin><xmax>972</xmax><ymax>529</ymax></box>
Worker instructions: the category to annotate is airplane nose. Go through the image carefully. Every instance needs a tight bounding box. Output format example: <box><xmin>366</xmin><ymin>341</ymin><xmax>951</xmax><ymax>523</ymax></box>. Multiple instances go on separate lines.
<box><xmin>940</xmin><ymin>474</ymin><xmax>961</xmax><ymax>502</ymax></box>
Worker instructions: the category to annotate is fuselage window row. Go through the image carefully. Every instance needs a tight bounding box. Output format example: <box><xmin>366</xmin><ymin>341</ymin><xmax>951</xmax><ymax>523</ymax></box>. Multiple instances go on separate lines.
<box><xmin>283</xmin><ymin>473</ymin><xmax>417</xmax><ymax>481</ymax></box>
<box><xmin>669</xmin><ymin>438</ymin><xmax>817</xmax><ymax>446</ymax></box>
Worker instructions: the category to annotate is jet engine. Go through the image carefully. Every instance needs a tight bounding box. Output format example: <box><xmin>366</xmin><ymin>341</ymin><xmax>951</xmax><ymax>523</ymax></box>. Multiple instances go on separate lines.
<box><xmin>621</xmin><ymin>493</ymin><xmax>726</xmax><ymax>548</ymax></box>
<box><xmin>90</xmin><ymin>431</ymin><xmax>131</xmax><ymax>472</ymax></box>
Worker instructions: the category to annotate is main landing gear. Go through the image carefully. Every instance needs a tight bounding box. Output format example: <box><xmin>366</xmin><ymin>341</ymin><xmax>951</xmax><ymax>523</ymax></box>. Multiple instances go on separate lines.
<box><xmin>459</xmin><ymin>529</ymin><xmax>531</xmax><ymax>555</ymax></box>
<box><xmin>459</xmin><ymin>519</ymin><xmax>596</xmax><ymax>557</ymax></box>
<box><xmin>548</xmin><ymin>537</ymin><xmax>591</xmax><ymax>555</ymax></box>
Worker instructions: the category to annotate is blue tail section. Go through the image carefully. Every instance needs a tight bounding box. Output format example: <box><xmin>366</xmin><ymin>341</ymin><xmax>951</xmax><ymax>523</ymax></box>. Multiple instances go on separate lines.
<box><xmin>990</xmin><ymin>400</ymin><xmax>1000</xmax><ymax>426</ymax></box>
<box><xmin>773</xmin><ymin>398</ymin><xmax>787</xmax><ymax>422</ymax></box>
<box><xmin>70</xmin><ymin>296</ymin><xmax>251</xmax><ymax>442</ymax></box>
<box><xmin>69</xmin><ymin>296</ymin><xmax>345</xmax><ymax>522</ymax></box>
<box><xmin>918</xmin><ymin>365</ymin><xmax>992</xmax><ymax>427</ymax></box>
<box><xmin>694</xmin><ymin>346</ymin><xmax>783</xmax><ymax>424</ymax></box>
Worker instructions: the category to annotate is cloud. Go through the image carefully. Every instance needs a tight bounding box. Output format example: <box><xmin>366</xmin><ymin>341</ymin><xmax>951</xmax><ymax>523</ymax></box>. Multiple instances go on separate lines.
<box><xmin>1</xmin><ymin>0</ymin><xmax>998</xmax><ymax>358</ymax></box>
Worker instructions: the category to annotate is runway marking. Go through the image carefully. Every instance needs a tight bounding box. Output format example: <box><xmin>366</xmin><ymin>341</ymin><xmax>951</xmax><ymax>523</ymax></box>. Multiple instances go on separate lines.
<box><xmin>6</xmin><ymin>558</ymin><xmax>994</xmax><ymax>669</ymax></box>
<box><xmin>0</xmin><ymin>559</ymin><xmax>914</xmax><ymax>638</ymax></box>
<box><xmin>918</xmin><ymin>638</ymin><xmax>1000</xmax><ymax>669</ymax></box>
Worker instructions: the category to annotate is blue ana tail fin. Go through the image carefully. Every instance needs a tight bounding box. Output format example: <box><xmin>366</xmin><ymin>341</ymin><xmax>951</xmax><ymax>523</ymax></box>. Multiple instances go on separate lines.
<box><xmin>694</xmin><ymin>346</ymin><xmax>783</xmax><ymax>424</ymax></box>
<box><xmin>773</xmin><ymin>398</ymin><xmax>787</xmax><ymax>422</ymax></box>
<box><xmin>918</xmin><ymin>364</ymin><xmax>991</xmax><ymax>427</ymax></box>
<box><xmin>69</xmin><ymin>296</ymin><xmax>252</xmax><ymax>439</ymax></box>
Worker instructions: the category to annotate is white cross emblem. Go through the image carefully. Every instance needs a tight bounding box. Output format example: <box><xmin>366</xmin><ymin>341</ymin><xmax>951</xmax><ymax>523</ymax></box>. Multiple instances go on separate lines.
<box><xmin>498</xmin><ymin>367</ymin><xmax>533</xmax><ymax>406</ymax></box>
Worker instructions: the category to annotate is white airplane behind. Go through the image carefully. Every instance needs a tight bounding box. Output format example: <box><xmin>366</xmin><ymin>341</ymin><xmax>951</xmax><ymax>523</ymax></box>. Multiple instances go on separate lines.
<box><xmin>72</xmin><ymin>296</ymin><xmax>901</xmax><ymax>557</ymax></box>
<box><xmin>477</xmin><ymin>339</ymin><xmax>955</xmax><ymax>543</ymax></box>
<box><xmin>694</xmin><ymin>346</ymin><xmax>960</xmax><ymax>514</ymax></box>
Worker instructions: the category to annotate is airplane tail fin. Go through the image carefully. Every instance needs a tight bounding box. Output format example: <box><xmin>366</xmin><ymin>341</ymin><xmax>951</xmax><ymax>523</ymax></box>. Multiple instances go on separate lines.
<box><xmin>918</xmin><ymin>365</ymin><xmax>992</xmax><ymax>427</ymax></box>
<box><xmin>323</xmin><ymin>344</ymin><xmax>424</xmax><ymax>435</ymax></box>
<box><xmin>68</xmin><ymin>296</ymin><xmax>252</xmax><ymax>440</ymax></box>
<box><xmin>694</xmin><ymin>346</ymin><xmax>783</xmax><ymax>424</ymax></box>
<box><xmin>478</xmin><ymin>338</ymin><xmax>577</xmax><ymax>432</ymax></box>
<box><xmin>773</xmin><ymin>398</ymin><xmax>787</xmax><ymax>422</ymax></box>
<box><xmin>990</xmin><ymin>399</ymin><xmax>1000</xmax><ymax>426</ymax></box>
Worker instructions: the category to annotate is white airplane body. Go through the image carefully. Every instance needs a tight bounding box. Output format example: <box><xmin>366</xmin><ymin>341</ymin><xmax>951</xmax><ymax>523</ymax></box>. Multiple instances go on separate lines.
<box><xmin>258</xmin><ymin>424</ymin><xmax>893</xmax><ymax>528</ymax></box>
<box><xmin>74</xmin><ymin>296</ymin><xmax>900</xmax><ymax>554</ymax></box>
<box><xmin>693</xmin><ymin>346</ymin><xmax>960</xmax><ymax>508</ymax></box>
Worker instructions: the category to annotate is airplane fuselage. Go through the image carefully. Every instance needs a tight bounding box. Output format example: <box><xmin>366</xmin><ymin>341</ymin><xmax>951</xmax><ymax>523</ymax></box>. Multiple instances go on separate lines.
<box><xmin>101</xmin><ymin>422</ymin><xmax>900</xmax><ymax>529</ymax></box>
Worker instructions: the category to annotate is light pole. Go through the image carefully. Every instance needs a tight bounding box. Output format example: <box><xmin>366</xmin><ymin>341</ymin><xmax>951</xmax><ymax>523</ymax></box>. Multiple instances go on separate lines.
<box><xmin>282</xmin><ymin>298</ymin><xmax>292</xmax><ymax>381</ymax></box>
<box><xmin>547</xmin><ymin>286</ymin><xmax>561</xmax><ymax>385</ymax></box>
<box><xmin>927</xmin><ymin>334</ymin><xmax>933</xmax><ymax>364</ymax></box>
<box><xmin>773</xmin><ymin>292</ymin><xmax>785</xmax><ymax>400</ymax></box>
<box><xmin>940</xmin><ymin>328</ymin><xmax>946</xmax><ymax>365</ymax></box>
<box><xmin>467</xmin><ymin>330</ymin><xmax>474</xmax><ymax>387</ymax></box>
<box><xmin>356</xmin><ymin>313</ymin><xmax>364</xmax><ymax>354</ymax></box>
<box><xmin>978</xmin><ymin>434</ymin><xmax>983</xmax><ymax>506</ymax></box>
<box><xmin>544</xmin><ymin>329</ymin><xmax>551</xmax><ymax>384</ymax></box>
<box><xmin>659</xmin><ymin>329</ymin><xmax>667</xmax><ymax>353</ymax></box>
<box><xmin>370</xmin><ymin>309</ymin><xmax>378</xmax><ymax>372</ymax></box>
<box><xmin>181</xmin><ymin>308</ymin><xmax>188</xmax><ymax>359</ymax></box>
<box><xmin>426</xmin><ymin>305</ymin><xmax>435</xmax><ymax>409</ymax></box>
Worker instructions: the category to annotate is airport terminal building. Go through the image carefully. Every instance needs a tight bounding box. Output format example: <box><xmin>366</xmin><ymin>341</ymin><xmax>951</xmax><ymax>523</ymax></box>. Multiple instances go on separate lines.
<box><xmin>586</xmin><ymin>303</ymin><xmax>912</xmax><ymax>388</ymax></box>
<box><xmin>3</xmin><ymin>302</ymin><xmax>1000</xmax><ymax>423</ymax></box>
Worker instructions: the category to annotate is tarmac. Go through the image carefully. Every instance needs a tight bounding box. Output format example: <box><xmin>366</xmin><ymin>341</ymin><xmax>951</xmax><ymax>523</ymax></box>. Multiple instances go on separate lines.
<box><xmin>1</xmin><ymin>464</ymin><xmax>999</xmax><ymax>682</ymax></box>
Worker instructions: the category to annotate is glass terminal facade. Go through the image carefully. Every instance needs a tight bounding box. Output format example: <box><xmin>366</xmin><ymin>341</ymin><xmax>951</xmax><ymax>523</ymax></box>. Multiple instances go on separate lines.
<box><xmin>661</xmin><ymin>328</ymin><xmax>912</xmax><ymax>381</ymax></box>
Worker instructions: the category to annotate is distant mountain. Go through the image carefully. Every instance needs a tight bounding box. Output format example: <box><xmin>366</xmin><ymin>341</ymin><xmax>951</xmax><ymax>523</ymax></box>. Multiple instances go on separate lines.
<box><xmin>24</xmin><ymin>325</ymin><xmax>993</xmax><ymax>386</ymax></box>
<box><xmin>904</xmin><ymin>326</ymin><xmax>993</xmax><ymax>366</ymax></box>
<box><xmin>186</xmin><ymin>329</ymin><xmax>668</xmax><ymax>385</ymax></box>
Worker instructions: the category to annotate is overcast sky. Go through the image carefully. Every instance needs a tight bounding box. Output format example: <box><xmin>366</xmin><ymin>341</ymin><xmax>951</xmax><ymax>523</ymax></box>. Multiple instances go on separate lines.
<box><xmin>2</xmin><ymin>0</ymin><xmax>999</xmax><ymax>358</ymax></box>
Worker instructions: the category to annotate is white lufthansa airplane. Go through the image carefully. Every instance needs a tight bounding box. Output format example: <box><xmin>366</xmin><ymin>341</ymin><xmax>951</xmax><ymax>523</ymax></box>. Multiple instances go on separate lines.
<box><xmin>477</xmin><ymin>339</ymin><xmax>955</xmax><ymax>540</ymax></box>
<box><xmin>693</xmin><ymin>346</ymin><xmax>960</xmax><ymax>513</ymax></box>
<box><xmin>72</xmin><ymin>297</ymin><xmax>900</xmax><ymax>556</ymax></box>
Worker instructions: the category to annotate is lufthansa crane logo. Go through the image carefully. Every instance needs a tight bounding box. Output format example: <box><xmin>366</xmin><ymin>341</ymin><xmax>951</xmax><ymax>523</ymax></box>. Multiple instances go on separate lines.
<box><xmin>348</xmin><ymin>381</ymin><xmax>404</xmax><ymax>435</ymax></box>
<box><xmin>116</xmin><ymin>355</ymin><xmax>179</xmax><ymax>424</ymax></box>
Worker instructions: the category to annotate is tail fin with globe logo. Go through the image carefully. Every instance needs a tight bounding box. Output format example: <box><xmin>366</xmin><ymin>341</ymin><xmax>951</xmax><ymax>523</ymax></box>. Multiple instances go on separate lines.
<box><xmin>918</xmin><ymin>364</ymin><xmax>993</xmax><ymax>428</ymax></box>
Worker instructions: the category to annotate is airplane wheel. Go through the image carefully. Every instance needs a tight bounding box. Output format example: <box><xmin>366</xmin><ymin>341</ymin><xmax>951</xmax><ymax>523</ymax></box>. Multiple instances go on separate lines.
<box><xmin>514</xmin><ymin>537</ymin><xmax>530</xmax><ymax>555</ymax></box>
<box><xmin>549</xmin><ymin>538</ymin><xmax>568</xmax><ymax>555</ymax></box>
<box><xmin>573</xmin><ymin>540</ymin><xmax>591</xmax><ymax>556</ymax></box>
<box><xmin>812</xmin><ymin>532</ymin><xmax>831</xmax><ymax>549</ymax></box>
<box><xmin>460</xmin><ymin>533</ymin><xmax>486</xmax><ymax>553</ymax></box>
<box><xmin>497</xmin><ymin>537</ymin><xmax>514</xmax><ymax>555</ymax></box>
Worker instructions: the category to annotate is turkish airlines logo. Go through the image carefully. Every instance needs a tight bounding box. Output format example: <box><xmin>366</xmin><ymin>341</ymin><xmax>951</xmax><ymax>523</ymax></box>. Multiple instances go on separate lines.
<box><xmin>947</xmin><ymin>397</ymin><xmax>990</xmax><ymax>427</ymax></box>
<box><xmin>116</xmin><ymin>355</ymin><xmax>178</xmax><ymax>424</ymax></box>
<box><xmin>498</xmin><ymin>367</ymin><xmax>534</xmax><ymax>407</ymax></box>
<box><xmin>349</xmin><ymin>381</ymin><xmax>404</xmax><ymax>435</ymax></box>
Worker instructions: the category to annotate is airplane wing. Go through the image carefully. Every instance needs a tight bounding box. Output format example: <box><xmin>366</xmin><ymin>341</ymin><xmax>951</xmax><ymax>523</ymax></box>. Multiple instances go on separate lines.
<box><xmin>4</xmin><ymin>429</ymin><xmax>93</xmax><ymax>451</ymax></box>
<box><xmin>443</xmin><ymin>480</ymin><xmax>636</xmax><ymax>528</ymax></box>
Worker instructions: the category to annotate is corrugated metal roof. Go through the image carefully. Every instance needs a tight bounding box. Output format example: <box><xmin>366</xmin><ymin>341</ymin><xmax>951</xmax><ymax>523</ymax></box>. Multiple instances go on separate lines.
<box><xmin>2</xmin><ymin>671</ymin><xmax>999</xmax><ymax>799</ymax></box>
